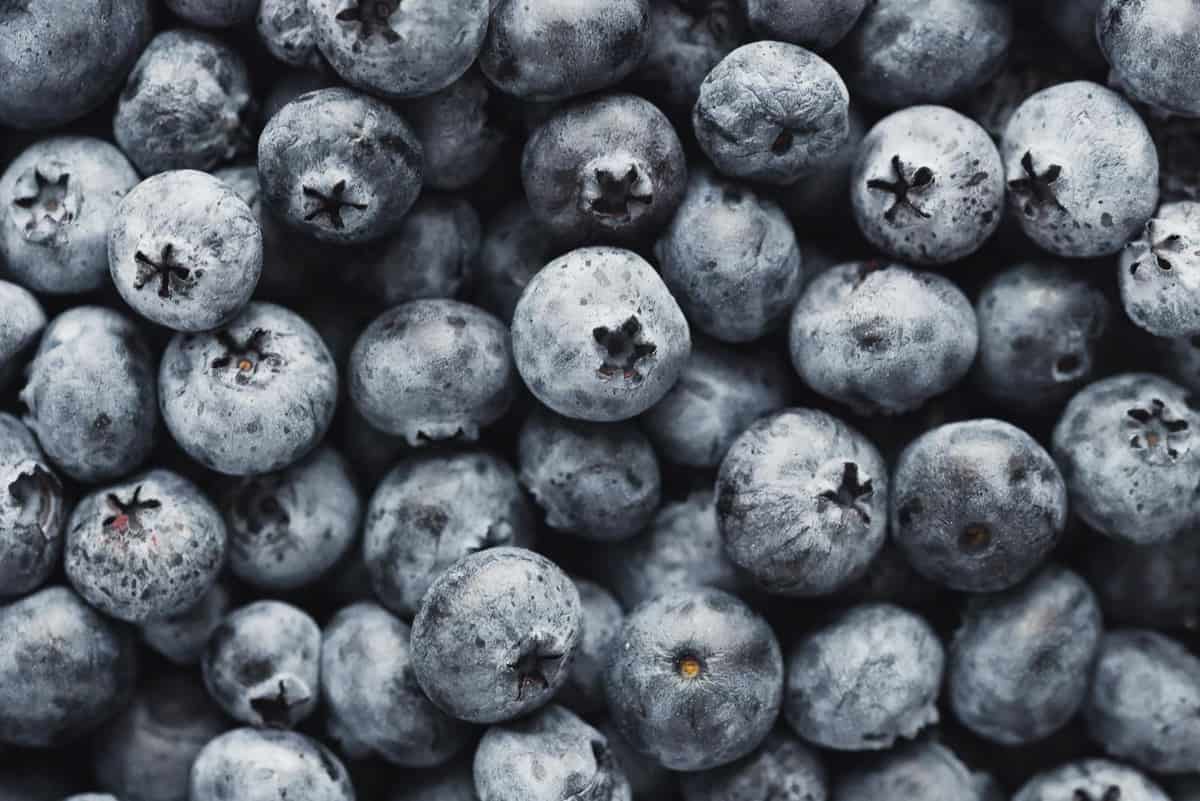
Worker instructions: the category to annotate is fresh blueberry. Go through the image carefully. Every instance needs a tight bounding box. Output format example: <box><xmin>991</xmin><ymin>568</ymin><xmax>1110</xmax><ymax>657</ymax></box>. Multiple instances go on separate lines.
<box><xmin>0</xmin><ymin>282</ymin><xmax>44</xmax><ymax>391</ymax></box>
<box><xmin>1082</xmin><ymin>527</ymin><xmax>1200</xmax><ymax>630</ymax></box>
<box><xmin>473</xmin><ymin>197</ymin><xmax>577</xmax><ymax>324</ymax></box>
<box><xmin>189</xmin><ymin>728</ymin><xmax>354</xmax><ymax>801</ymax></box>
<box><xmin>604</xmin><ymin>587</ymin><xmax>783</xmax><ymax>771</ymax></box>
<box><xmin>139</xmin><ymin>579</ymin><xmax>232</xmax><ymax>666</ymax></box>
<box><xmin>891</xmin><ymin>419</ymin><xmax>1067</xmax><ymax>592</ymax></box>
<box><xmin>167</xmin><ymin>0</ymin><xmax>258</xmax><ymax>27</ymax></box>
<box><xmin>1119</xmin><ymin>201</ymin><xmax>1200</xmax><ymax>336</ymax></box>
<box><xmin>1098</xmin><ymin>0</ymin><xmax>1200</xmax><ymax>116</ymax></box>
<box><xmin>559</xmin><ymin>577</ymin><xmax>624</xmax><ymax>715</ymax></box>
<box><xmin>680</xmin><ymin>729</ymin><xmax>828</xmax><ymax>801</ymax></box>
<box><xmin>1013</xmin><ymin>759</ymin><xmax>1172</xmax><ymax>801</ymax></box>
<box><xmin>633</xmin><ymin>0</ymin><xmax>745</xmax><ymax>116</ymax></box>
<box><xmin>833</xmin><ymin>740</ymin><xmax>1000</xmax><ymax>801</ymax></box>
<box><xmin>774</xmin><ymin>104</ymin><xmax>867</xmax><ymax>224</ymax></box>
<box><xmin>0</xmin><ymin>413</ymin><xmax>64</xmax><ymax>600</ymax></box>
<box><xmin>744</xmin><ymin>0</ymin><xmax>865</xmax><ymax>50</ymax></box>
<box><xmin>256</xmin><ymin>0</ymin><xmax>321</xmax><ymax>68</ymax></box>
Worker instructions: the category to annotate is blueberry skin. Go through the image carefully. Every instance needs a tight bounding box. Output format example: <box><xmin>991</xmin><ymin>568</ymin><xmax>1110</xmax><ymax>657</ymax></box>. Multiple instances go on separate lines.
<box><xmin>139</xmin><ymin>579</ymin><xmax>232</xmax><ymax>666</ymax></box>
<box><xmin>892</xmin><ymin>419</ymin><xmax>1067</xmax><ymax>592</ymax></box>
<box><xmin>680</xmin><ymin>729</ymin><xmax>827</xmax><ymax>801</ymax></box>
<box><xmin>840</xmin><ymin>0</ymin><xmax>1012</xmax><ymax>108</ymax></box>
<box><xmin>633</xmin><ymin>0</ymin><xmax>745</xmax><ymax>116</ymax></box>
<box><xmin>92</xmin><ymin>673</ymin><xmax>228</xmax><ymax>801</ymax></box>
<box><xmin>774</xmin><ymin>104</ymin><xmax>867</xmax><ymax>223</ymax></box>
<box><xmin>114</xmin><ymin>30</ymin><xmax>253</xmax><ymax>176</ymax></box>
<box><xmin>65</xmin><ymin>469</ymin><xmax>227</xmax><ymax>624</ymax></box>
<box><xmin>1014</xmin><ymin>759</ymin><xmax>1172</xmax><ymax>801</ymax></box>
<box><xmin>605</xmin><ymin>588</ymin><xmax>783</xmax><ymax>771</ymax></box>
<box><xmin>693</xmin><ymin>43</ymin><xmax>850</xmax><ymax>186</ymax></box>
<box><xmin>364</xmin><ymin>449</ymin><xmax>535</xmax><ymax>619</ymax></box>
<box><xmin>167</xmin><ymin>0</ymin><xmax>258</xmax><ymax>27</ymax></box>
<box><xmin>975</xmin><ymin>261</ymin><xmax>1110</xmax><ymax>412</ymax></box>
<box><xmin>190</xmin><ymin>728</ymin><xmax>354</xmax><ymax>801</ymax></box>
<box><xmin>203</xmin><ymin>600</ymin><xmax>321</xmax><ymax>729</ymax></box>
<box><xmin>160</xmin><ymin>302</ymin><xmax>339</xmax><ymax>476</ymax></box>
<box><xmin>256</xmin><ymin>0</ymin><xmax>320</xmax><ymax>68</ymax></box>
<box><xmin>0</xmin><ymin>282</ymin><xmax>44</xmax><ymax>391</ymax></box>
<box><xmin>1083</xmin><ymin>527</ymin><xmax>1200</xmax><ymax>629</ymax></box>
<box><xmin>948</xmin><ymin>565</ymin><xmax>1102</xmax><ymax>746</ymax></box>
<box><xmin>258</xmin><ymin>88</ymin><xmax>423</xmax><ymax>244</ymax></box>
<box><xmin>511</xmin><ymin>247</ymin><xmax>690</xmax><ymax>422</ymax></box>
<box><xmin>0</xmin><ymin>414</ymin><xmax>64</xmax><ymax>600</ymax></box>
<box><xmin>109</xmin><ymin>170</ymin><xmax>263</xmax><ymax>332</ymax></box>
<box><xmin>480</xmin><ymin>0</ymin><xmax>650</xmax><ymax>102</ymax></box>
<box><xmin>474</xmin><ymin>704</ymin><xmax>632</xmax><ymax>801</ymax></box>
<box><xmin>655</xmin><ymin>170</ymin><xmax>803</xmax><ymax>343</ymax></box>
<box><xmin>1098</xmin><ymin>0</ymin><xmax>1200</xmax><ymax>117</ymax></box>
<box><xmin>560</xmin><ymin>578</ymin><xmax>624</xmax><ymax>715</ymax></box>
<box><xmin>309</xmin><ymin>0</ymin><xmax>489</xmax><ymax>100</ymax></box>
<box><xmin>473</xmin><ymin>198</ymin><xmax>577</xmax><ymax>324</ymax></box>
<box><xmin>412</xmin><ymin>547</ymin><xmax>582</xmax><ymax>724</ymax></box>
<box><xmin>851</xmin><ymin>106</ymin><xmax>1005</xmax><ymax>265</ymax></box>
<box><xmin>349</xmin><ymin>299</ymin><xmax>516</xmax><ymax>444</ymax></box>
<box><xmin>598</xmin><ymin>717</ymin><xmax>678</xmax><ymax>800</ymax></box>
<box><xmin>20</xmin><ymin>306</ymin><xmax>157</xmax><ymax>483</ymax></box>
<box><xmin>1119</xmin><ymin>201</ymin><xmax>1200</xmax><ymax>336</ymax></box>
<box><xmin>0</xmin><ymin>0</ymin><xmax>151</xmax><ymax>130</ymax></box>
<box><xmin>401</xmin><ymin>69</ymin><xmax>508</xmax><ymax>192</ymax></box>
<box><xmin>0</xmin><ymin>586</ymin><xmax>137</xmax><ymax>748</ymax></box>
<box><xmin>518</xmin><ymin>407</ymin><xmax>661</xmax><ymax>543</ymax></box>
<box><xmin>521</xmin><ymin>94</ymin><xmax>687</xmax><ymax>243</ymax></box>
<box><xmin>1052</xmin><ymin>373</ymin><xmax>1200</xmax><ymax>544</ymax></box>
<box><xmin>1002</xmin><ymin>81</ymin><xmax>1159</xmax><ymax>259</ymax></box>
<box><xmin>387</xmin><ymin>757</ymin><xmax>477</xmax><ymax>801</ymax></box>
<box><xmin>789</xmin><ymin>262</ymin><xmax>979</xmax><ymax>415</ymax></box>
<box><xmin>744</xmin><ymin>0</ymin><xmax>865</xmax><ymax>50</ymax></box>
<box><xmin>717</xmin><ymin>409</ymin><xmax>888</xmax><ymax>597</ymax></box>
<box><xmin>219</xmin><ymin>446</ymin><xmax>362</xmax><ymax>592</ymax></box>
<box><xmin>1084</xmin><ymin>629</ymin><xmax>1200</xmax><ymax>774</ymax></box>
<box><xmin>0</xmin><ymin>138</ymin><xmax>139</xmax><ymax>295</ymax></box>
<box><xmin>833</xmin><ymin>741</ymin><xmax>999</xmax><ymax>801</ymax></box>
<box><xmin>321</xmin><ymin>602</ymin><xmax>474</xmax><ymax>767</ymax></box>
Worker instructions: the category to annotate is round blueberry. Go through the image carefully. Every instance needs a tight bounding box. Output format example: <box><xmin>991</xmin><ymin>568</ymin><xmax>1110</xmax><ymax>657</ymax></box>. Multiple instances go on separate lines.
<box><xmin>1014</xmin><ymin>759</ymin><xmax>1171</xmax><ymax>801</ymax></box>
<box><xmin>834</xmin><ymin>740</ymin><xmax>1000</xmax><ymax>801</ymax></box>
<box><xmin>0</xmin><ymin>414</ymin><xmax>64</xmax><ymax>600</ymax></box>
<box><xmin>559</xmin><ymin>577</ymin><xmax>624</xmax><ymax>715</ymax></box>
<box><xmin>139</xmin><ymin>580</ymin><xmax>232</xmax><ymax>667</ymax></box>
<box><xmin>633</xmin><ymin>0</ymin><xmax>744</xmax><ymax>116</ymax></box>
<box><xmin>256</xmin><ymin>0</ymin><xmax>321</xmax><ymax>68</ymax></box>
<box><xmin>1083</xmin><ymin>527</ymin><xmax>1200</xmax><ymax>630</ymax></box>
<box><xmin>1120</xmin><ymin>201</ymin><xmax>1200</xmax><ymax>337</ymax></box>
<box><xmin>744</xmin><ymin>0</ymin><xmax>865</xmax><ymax>50</ymax></box>
<box><xmin>1098</xmin><ymin>0</ymin><xmax>1200</xmax><ymax>117</ymax></box>
<box><xmin>167</xmin><ymin>0</ymin><xmax>258</xmax><ymax>27</ymax></box>
<box><xmin>680</xmin><ymin>729</ymin><xmax>828</xmax><ymax>801</ymax></box>
<box><xmin>190</xmin><ymin>728</ymin><xmax>354</xmax><ymax>801</ymax></box>
<box><xmin>0</xmin><ymin>281</ymin><xmax>44</xmax><ymax>392</ymax></box>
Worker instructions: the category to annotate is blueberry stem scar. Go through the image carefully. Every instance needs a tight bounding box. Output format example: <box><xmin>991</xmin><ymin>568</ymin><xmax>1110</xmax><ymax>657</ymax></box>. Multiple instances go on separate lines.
<box><xmin>866</xmin><ymin>155</ymin><xmax>934</xmax><ymax>222</ymax></box>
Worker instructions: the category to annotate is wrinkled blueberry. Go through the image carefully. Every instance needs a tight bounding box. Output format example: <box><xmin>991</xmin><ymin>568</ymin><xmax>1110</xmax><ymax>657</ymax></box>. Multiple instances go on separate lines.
<box><xmin>256</xmin><ymin>0</ymin><xmax>321</xmax><ymax>68</ymax></box>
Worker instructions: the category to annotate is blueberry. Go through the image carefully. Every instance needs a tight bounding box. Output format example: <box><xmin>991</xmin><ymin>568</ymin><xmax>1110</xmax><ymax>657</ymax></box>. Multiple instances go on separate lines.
<box><xmin>1052</xmin><ymin>373</ymin><xmax>1200</xmax><ymax>544</ymax></box>
<box><xmin>1013</xmin><ymin>759</ymin><xmax>1172</xmax><ymax>801</ymax></box>
<box><xmin>1002</xmin><ymin>81</ymin><xmax>1159</xmax><ymax>258</ymax></box>
<box><xmin>633</xmin><ymin>0</ymin><xmax>745</xmax><ymax>116</ymax></box>
<box><xmin>139</xmin><ymin>579</ymin><xmax>232</xmax><ymax>666</ymax></box>
<box><xmin>473</xmin><ymin>197</ymin><xmax>577</xmax><ymax>324</ymax></box>
<box><xmin>349</xmin><ymin>299</ymin><xmax>516</xmax><ymax>444</ymax></box>
<box><xmin>948</xmin><ymin>565</ymin><xmax>1103</xmax><ymax>746</ymax></box>
<box><xmin>833</xmin><ymin>740</ymin><xmax>1000</xmax><ymax>801</ymax></box>
<box><xmin>20</xmin><ymin>306</ymin><xmax>157</xmax><ymax>483</ymax></box>
<box><xmin>114</xmin><ymin>30</ymin><xmax>253</xmax><ymax>175</ymax></box>
<box><xmin>511</xmin><ymin>247</ymin><xmax>691</xmax><ymax>422</ymax></box>
<box><xmin>0</xmin><ymin>586</ymin><xmax>137</xmax><ymax>748</ymax></box>
<box><xmin>774</xmin><ymin>104</ymin><xmax>867</xmax><ymax>224</ymax></box>
<box><xmin>474</xmin><ymin>704</ymin><xmax>632</xmax><ymax>801</ymax></box>
<box><xmin>851</xmin><ymin>107</ymin><xmax>1005</xmax><ymax>265</ymax></box>
<box><xmin>364</xmin><ymin>449</ymin><xmax>534</xmax><ymax>618</ymax></box>
<box><xmin>789</xmin><ymin>262</ymin><xmax>979</xmax><ymax>415</ymax></box>
<box><xmin>0</xmin><ymin>281</ymin><xmax>44</xmax><ymax>391</ymax></box>
<box><xmin>109</xmin><ymin>170</ymin><xmax>262</xmax><ymax>331</ymax></box>
<box><xmin>0</xmin><ymin>137</ymin><xmax>139</xmax><ymax>295</ymax></box>
<box><xmin>975</xmin><ymin>261</ymin><xmax>1110</xmax><ymax>412</ymax></box>
<box><xmin>717</xmin><ymin>409</ymin><xmax>888</xmax><ymax>597</ymax></box>
<box><xmin>203</xmin><ymin>600</ymin><xmax>321</xmax><ymax>729</ymax></box>
<box><xmin>1119</xmin><ymin>201</ymin><xmax>1200</xmax><ymax>336</ymax></box>
<box><xmin>693</xmin><ymin>42</ymin><xmax>850</xmax><ymax>185</ymax></box>
<box><xmin>387</xmin><ymin>757</ymin><xmax>477</xmax><ymax>801</ymax></box>
<box><xmin>0</xmin><ymin>414</ymin><xmax>64</xmax><ymax>600</ymax></box>
<box><xmin>1098</xmin><ymin>0</ymin><xmax>1200</xmax><ymax>116</ymax></box>
<box><xmin>167</xmin><ymin>0</ymin><xmax>258</xmax><ymax>27</ymax></box>
<box><xmin>744</xmin><ymin>0</ymin><xmax>865</xmax><ymax>50</ymax></box>
<box><xmin>219</xmin><ymin>446</ymin><xmax>361</xmax><ymax>592</ymax></box>
<box><xmin>655</xmin><ymin>170</ymin><xmax>804</xmax><ymax>343</ymax></box>
<box><xmin>604</xmin><ymin>587</ymin><xmax>783</xmax><ymax>771</ymax></box>
<box><xmin>522</xmin><ymin>94</ymin><xmax>687</xmax><ymax>243</ymax></box>
<box><xmin>159</xmin><ymin>302</ymin><xmax>338</xmax><ymax>475</ymax></box>
<box><xmin>680</xmin><ymin>729</ymin><xmax>827</xmax><ymax>801</ymax></box>
<box><xmin>258</xmin><ymin>88</ymin><xmax>423</xmax><ymax>244</ymax></box>
<box><xmin>1082</xmin><ymin>527</ymin><xmax>1200</xmax><ymax>630</ymax></box>
<box><xmin>189</xmin><ymin>728</ymin><xmax>354</xmax><ymax>801</ymax></box>
<box><xmin>518</xmin><ymin>407</ymin><xmax>661</xmax><ymax>543</ymax></box>
<box><xmin>559</xmin><ymin>577</ymin><xmax>624</xmax><ymax>715</ymax></box>
<box><xmin>256</xmin><ymin>0</ymin><xmax>321</xmax><ymax>68</ymax></box>
<box><xmin>891</xmin><ymin>419</ymin><xmax>1067</xmax><ymax>592</ymax></box>
<box><xmin>1084</xmin><ymin>629</ymin><xmax>1200</xmax><ymax>774</ymax></box>
<box><xmin>321</xmin><ymin>602</ymin><xmax>474</xmax><ymax>766</ymax></box>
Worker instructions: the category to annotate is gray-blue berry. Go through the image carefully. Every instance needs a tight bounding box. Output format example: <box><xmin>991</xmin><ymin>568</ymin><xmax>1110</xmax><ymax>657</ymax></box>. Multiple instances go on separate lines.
<box><xmin>1013</xmin><ymin>759</ymin><xmax>1171</xmax><ymax>801</ymax></box>
<box><xmin>633</xmin><ymin>0</ymin><xmax>744</xmax><ymax>116</ymax></box>
<box><xmin>560</xmin><ymin>577</ymin><xmax>624</xmax><ymax>715</ymax></box>
<box><xmin>189</xmin><ymin>728</ymin><xmax>354</xmax><ymax>801</ymax></box>
<box><xmin>744</xmin><ymin>0</ymin><xmax>865</xmax><ymax>50</ymax></box>
<box><xmin>0</xmin><ymin>282</ymin><xmax>44</xmax><ymax>392</ymax></box>
<box><xmin>1098</xmin><ymin>0</ymin><xmax>1200</xmax><ymax>117</ymax></box>
<box><xmin>680</xmin><ymin>729</ymin><xmax>828</xmax><ymax>801</ymax></box>
<box><xmin>256</xmin><ymin>0</ymin><xmax>321</xmax><ymax>68</ymax></box>
<box><xmin>473</xmin><ymin>198</ymin><xmax>577</xmax><ymax>324</ymax></box>
<box><xmin>833</xmin><ymin>740</ymin><xmax>1000</xmax><ymax>801</ymax></box>
<box><xmin>0</xmin><ymin>414</ymin><xmax>63</xmax><ymax>601</ymax></box>
<box><xmin>139</xmin><ymin>579</ymin><xmax>232</xmax><ymax>667</ymax></box>
<box><xmin>1119</xmin><ymin>201</ymin><xmax>1200</xmax><ymax>337</ymax></box>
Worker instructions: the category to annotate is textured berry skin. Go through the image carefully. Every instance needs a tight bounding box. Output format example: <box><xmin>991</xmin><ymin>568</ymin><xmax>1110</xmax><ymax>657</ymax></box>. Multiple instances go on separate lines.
<box><xmin>717</xmin><ymin>409</ymin><xmax>888</xmax><ymax>597</ymax></box>
<box><xmin>891</xmin><ymin>419</ymin><xmax>1067</xmax><ymax>592</ymax></box>
<box><xmin>0</xmin><ymin>138</ymin><xmax>139</xmax><ymax>295</ymax></box>
<box><xmin>1119</xmin><ymin>201</ymin><xmax>1200</xmax><ymax>336</ymax></box>
<box><xmin>948</xmin><ymin>566</ymin><xmax>1103</xmax><ymax>746</ymax></box>
<box><xmin>851</xmin><ymin>107</ymin><xmax>1004</xmax><ymax>265</ymax></box>
<box><xmin>411</xmin><ymin>547</ymin><xmax>582</xmax><ymax>724</ymax></box>
<box><xmin>1002</xmin><ymin>81</ymin><xmax>1159</xmax><ymax>259</ymax></box>
<box><xmin>139</xmin><ymin>580</ymin><xmax>232</xmax><ymax>667</ymax></box>
<box><xmin>655</xmin><ymin>170</ymin><xmax>804</xmax><ymax>343</ymax></box>
<box><xmin>473</xmin><ymin>198</ymin><xmax>577</xmax><ymax>324</ymax></box>
<box><xmin>109</xmin><ymin>170</ymin><xmax>262</xmax><ymax>332</ymax></box>
<box><xmin>0</xmin><ymin>586</ymin><xmax>137</xmax><ymax>748</ymax></box>
<box><xmin>680</xmin><ymin>729</ymin><xmax>828</xmax><ymax>801</ymax></box>
<box><xmin>167</xmin><ymin>0</ymin><xmax>258</xmax><ymax>27</ymax></box>
<box><xmin>511</xmin><ymin>247</ymin><xmax>691</xmax><ymax>422</ymax></box>
<box><xmin>0</xmin><ymin>282</ymin><xmax>44</xmax><ymax>392</ymax></box>
<box><xmin>789</xmin><ymin>262</ymin><xmax>978</xmax><ymax>415</ymax></box>
<box><xmin>559</xmin><ymin>578</ymin><xmax>624</xmax><ymax>715</ymax></box>
<box><xmin>1013</xmin><ymin>758</ymin><xmax>1171</xmax><ymax>801</ymax></box>
<box><xmin>349</xmin><ymin>299</ymin><xmax>516</xmax><ymax>445</ymax></box>
<box><xmin>694</xmin><ymin>42</ymin><xmax>850</xmax><ymax>185</ymax></box>
<box><xmin>256</xmin><ymin>0</ymin><xmax>320</xmax><ymax>68</ymax></box>
<box><xmin>1098</xmin><ymin>0</ymin><xmax>1200</xmax><ymax>117</ymax></box>
<box><xmin>321</xmin><ymin>602</ymin><xmax>474</xmax><ymax>767</ymax></box>
<box><xmin>189</xmin><ymin>728</ymin><xmax>354</xmax><ymax>801</ymax></box>
<box><xmin>604</xmin><ymin>587</ymin><xmax>783</xmax><ymax>772</ymax></box>
<box><xmin>1083</xmin><ymin>527</ymin><xmax>1200</xmax><ymax>630</ymax></box>
<box><xmin>633</xmin><ymin>0</ymin><xmax>744</xmax><ymax>116</ymax></box>
<box><xmin>833</xmin><ymin>741</ymin><xmax>1000</xmax><ymax>801</ymax></box>
<box><xmin>0</xmin><ymin>414</ymin><xmax>63</xmax><ymax>600</ymax></box>
<box><xmin>744</xmin><ymin>0</ymin><xmax>864</xmax><ymax>50</ymax></box>
<box><xmin>401</xmin><ymin>68</ymin><xmax>508</xmax><ymax>191</ymax></box>
<box><xmin>1052</xmin><ymin>373</ymin><xmax>1200</xmax><ymax>544</ymax></box>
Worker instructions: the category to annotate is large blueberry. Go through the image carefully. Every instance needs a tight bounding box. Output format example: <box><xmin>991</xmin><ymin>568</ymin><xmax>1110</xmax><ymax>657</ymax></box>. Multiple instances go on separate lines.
<box><xmin>189</xmin><ymin>728</ymin><xmax>354</xmax><ymax>801</ymax></box>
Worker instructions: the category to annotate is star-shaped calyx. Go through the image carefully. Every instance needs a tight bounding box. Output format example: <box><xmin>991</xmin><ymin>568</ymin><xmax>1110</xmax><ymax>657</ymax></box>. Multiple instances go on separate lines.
<box><xmin>593</xmin><ymin>317</ymin><xmax>657</xmax><ymax>383</ymax></box>
<box><xmin>510</xmin><ymin>637</ymin><xmax>564</xmax><ymax>701</ymax></box>
<box><xmin>818</xmin><ymin>461</ymin><xmax>874</xmax><ymax>523</ymax></box>
<box><xmin>584</xmin><ymin>165</ymin><xmax>654</xmax><ymax>221</ymax></box>
<box><xmin>1008</xmin><ymin>151</ymin><xmax>1066</xmax><ymax>216</ymax></box>
<box><xmin>1126</xmin><ymin>219</ymin><xmax>1187</xmax><ymax>277</ymax></box>
<box><xmin>335</xmin><ymin>0</ymin><xmax>401</xmax><ymax>43</ymax></box>
<box><xmin>102</xmin><ymin>485</ymin><xmax>161</xmax><ymax>535</ymax></box>
<box><xmin>210</xmin><ymin>328</ymin><xmax>283</xmax><ymax>384</ymax></box>
<box><xmin>1073</xmin><ymin>787</ymin><xmax>1120</xmax><ymax>801</ymax></box>
<box><xmin>1123</xmin><ymin>397</ymin><xmax>1190</xmax><ymax>465</ymax></box>
<box><xmin>302</xmin><ymin>179</ymin><xmax>368</xmax><ymax>229</ymax></box>
<box><xmin>11</xmin><ymin>164</ymin><xmax>76</xmax><ymax>243</ymax></box>
<box><xmin>134</xmin><ymin>243</ymin><xmax>196</xmax><ymax>299</ymax></box>
<box><xmin>866</xmin><ymin>155</ymin><xmax>935</xmax><ymax>223</ymax></box>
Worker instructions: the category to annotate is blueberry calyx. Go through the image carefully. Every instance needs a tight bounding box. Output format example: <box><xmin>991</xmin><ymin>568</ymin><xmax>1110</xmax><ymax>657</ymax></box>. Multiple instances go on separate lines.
<box><xmin>302</xmin><ymin>179</ymin><xmax>368</xmax><ymax>229</ymax></box>
<box><xmin>334</xmin><ymin>0</ymin><xmax>401</xmax><ymax>43</ymax></box>
<box><xmin>134</xmin><ymin>243</ymin><xmax>196</xmax><ymax>299</ymax></box>
<box><xmin>1127</xmin><ymin>220</ymin><xmax>1185</xmax><ymax>277</ymax></box>
<box><xmin>248</xmin><ymin>678</ymin><xmax>307</xmax><ymax>728</ymax></box>
<box><xmin>509</xmin><ymin>640</ymin><xmax>564</xmax><ymax>701</ymax></box>
<box><xmin>1072</xmin><ymin>787</ymin><xmax>1121</xmax><ymax>801</ymax></box>
<box><xmin>818</xmin><ymin>461</ymin><xmax>874</xmax><ymax>523</ymax></box>
<box><xmin>8</xmin><ymin>463</ymin><xmax>59</xmax><ymax>534</ymax></box>
<box><xmin>102</xmin><ymin>485</ymin><xmax>162</xmax><ymax>534</ymax></box>
<box><xmin>586</xmin><ymin>165</ymin><xmax>654</xmax><ymax>221</ymax></box>
<box><xmin>210</xmin><ymin>328</ymin><xmax>282</xmax><ymax>382</ymax></box>
<box><xmin>1124</xmin><ymin>398</ymin><xmax>1190</xmax><ymax>464</ymax></box>
<box><xmin>866</xmin><ymin>154</ymin><xmax>935</xmax><ymax>223</ymax></box>
<box><xmin>1008</xmin><ymin>151</ymin><xmax>1066</xmax><ymax>216</ymax></box>
<box><xmin>593</xmin><ymin>317</ymin><xmax>656</xmax><ymax>383</ymax></box>
<box><xmin>11</xmin><ymin>165</ymin><xmax>74</xmax><ymax>242</ymax></box>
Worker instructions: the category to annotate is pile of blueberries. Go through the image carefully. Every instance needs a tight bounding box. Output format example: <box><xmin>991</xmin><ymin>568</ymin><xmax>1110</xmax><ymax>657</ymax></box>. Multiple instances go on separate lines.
<box><xmin>3</xmin><ymin>0</ymin><xmax>1200</xmax><ymax>799</ymax></box>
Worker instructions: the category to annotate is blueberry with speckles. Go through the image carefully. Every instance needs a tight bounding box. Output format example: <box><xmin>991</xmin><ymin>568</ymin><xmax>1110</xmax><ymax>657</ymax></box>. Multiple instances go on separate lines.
<box><xmin>203</xmin><ymin>600</ymin><xmax>321</xmax><ymax>729</ymax></box>
<box><xmin>0</xmin><ymin>586</ymin><xmax>137</xmax><ymax>748</ymax></box>
<box><xmin>1098</xmin><ymin>0</ymin><xmax>1200</xmax><ymax>117</ymax></box>
<box><xmin>190</xmin><ymin>728</ymin><xmax>354</xmax><ymax>801</ymax></box>
<box><xmin>0</xmin><ymin>414</ymin><xmax>64</xmax><ymax>600</ymax></box>
<box><xmin>1083</xmin><ymin>527</ymin><xmax>1200</xmax><ymax>630</ymax></box>
<box><xmin>833</xmin><ymin>741</ymin><xmax>1001</xmax><ymax>801</ymax></box>
<box><xmin>20</xmin><ymin>306</ymin><xmax>157</xmax><ymax>484</ymax></box>
<box><xmin>350</xmin><ymin>299</ymin><xmax>516</xmax><ymax>444</ymax></box>
<box><xmin>949</xmin><ymin>565</ymin><xmax>1102</xmax><ymax>746</ymax></box>
<box><xmin>1052</xmin><ymin>373</ymin><xmax>1200</xmax><ymax>544</ymax></box>
<box><xmin>632</xmin><ymin>0</ymin><xmax>744</xmax><ymax>116</ymax></box>
<box><xmin>386</xmin><ymin>757</ymin><xmax>477</xmax><ymax>801</ymax></box>
<box><xmin>717</xmin><ymin>408</ymin><xmax>888</xmax><ymax>597</ymax></box>
<box><xmin>559</xmin><ymin>578</ymin><xmax>623</xmax><ymax>715</ymax></box>
<box><xmin>1119</xmin><ymin>201</ymin><xmax>1200</xmax><ymax>336</ymax></box>
<box><xmin>140</xmin><ymin>580</ymin><xmax>232</xmax><ymax>667</ymax></box>
<box><xmin>411</xmin><ymin>547</ymin><xmax>581</xmax><ymax>724</ymax></box>
<box><xmin>680</xmin><ymin>729</ymin><xmax>827</xmax><ymax>801</ymax></box>
<box><xmin>744</xmin><ymin>0</ymin><xmax>864</xmax><ymax>50</ymax></box>
<box><xmin>168</xmin><ymin>0</ymin><xmax>257</xmax><ymax>26</ymax></box>
<box><xmin>256</xmin><ymin>0</ymin><xmax>321</xmax><ymax>68</ymax></box>
<box><xmin>363</xmin><ymin>449</ymin><xmax>535</xmax><ymax>619</ymax></box>
<box><xmin>774</xmin><ymin>105</ymin><xmax>867</xmax><ymax>223</ymax></box>
<box><xmin>321</xmin><ymin>602</ymin><xmax>474</xmax><ymax>767</ymax></box>
<box><xmin>789</xmin><ymin>262</ymin><xmax>978</xmax><ymax>415</ymax></box>
<box><xmin>159</xmin><ymin>301</ymin><xmax>338</xmax><ymax>476</ymax></box>
<box><xmin>0</xmin><ymin>282</ymin><xmax>43</xmax><ymax>391</ymax></box>
<box><xmin>1014</xmin><ymin>759</ymin><xmax>1172</xmax><ymax>801</ymax></box>
<box><xmin>65</xmin><ymin>469</ymin><xmax>226</xmax><ymax>624</ymax></box>
<box><xmin>473</xmin><ymin>198</ymin><xmax>577</xmax><ymax>324</ymax></box>
<box><xmin>258</xmin><ymin>88</ymin><xmax>423</xmax><ymax>244</ymax></box>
